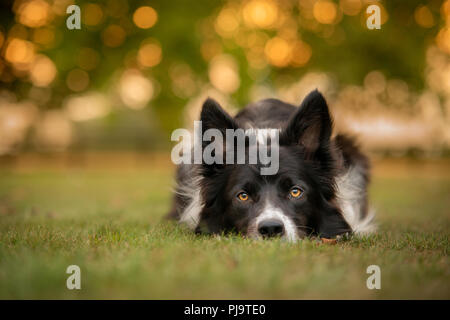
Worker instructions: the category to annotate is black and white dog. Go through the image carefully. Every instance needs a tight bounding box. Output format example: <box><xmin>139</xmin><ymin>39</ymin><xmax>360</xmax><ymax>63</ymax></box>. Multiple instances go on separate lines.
<box><xmin>167</xmin><ymin>90</ymin><xmax>375</xmax><ymax>241</ymax></box>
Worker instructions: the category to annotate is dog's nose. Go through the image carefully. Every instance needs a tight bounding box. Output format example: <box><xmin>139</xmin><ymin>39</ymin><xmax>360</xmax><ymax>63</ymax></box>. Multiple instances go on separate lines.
<box><xmin>258</xmin><ymin>219</ymin><xmax>285</xmax><ymax>238</ymax></box>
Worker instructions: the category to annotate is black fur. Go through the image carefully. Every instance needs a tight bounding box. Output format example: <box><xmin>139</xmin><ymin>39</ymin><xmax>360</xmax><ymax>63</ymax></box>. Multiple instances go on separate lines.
<box><xmin>167</xmin><ymin>90</ymin><xmax>371</xmax><ymax>240</ymax></box>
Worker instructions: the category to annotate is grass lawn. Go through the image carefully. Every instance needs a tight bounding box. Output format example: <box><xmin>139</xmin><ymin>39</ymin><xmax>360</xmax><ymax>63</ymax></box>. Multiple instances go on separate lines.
<box><xmin>0</xmin><ymin>154</ymin><xmax>449</xmax><ymax>299</ymax></box>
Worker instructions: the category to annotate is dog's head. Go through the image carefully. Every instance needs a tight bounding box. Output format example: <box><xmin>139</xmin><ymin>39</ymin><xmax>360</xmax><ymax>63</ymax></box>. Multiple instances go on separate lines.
<box><xmin>197</xmin><ymin>90</ymin><xmax>351</xmax><ymax>241</ymax></box>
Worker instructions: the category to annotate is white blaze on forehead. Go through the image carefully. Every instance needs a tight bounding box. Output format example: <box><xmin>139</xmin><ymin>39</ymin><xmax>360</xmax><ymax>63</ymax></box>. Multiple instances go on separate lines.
<box><xmin>255</xmin><ymin>200</ymin><xmax>298</xmax><ymax>242</ymax></box>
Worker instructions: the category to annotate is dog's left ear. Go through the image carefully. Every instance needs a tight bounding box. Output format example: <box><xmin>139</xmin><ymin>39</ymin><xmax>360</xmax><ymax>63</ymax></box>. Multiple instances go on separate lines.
<box><xmin>280</xmin><ymin>89</ymin><xmax>332</xmax><ymax>156</ymax></box>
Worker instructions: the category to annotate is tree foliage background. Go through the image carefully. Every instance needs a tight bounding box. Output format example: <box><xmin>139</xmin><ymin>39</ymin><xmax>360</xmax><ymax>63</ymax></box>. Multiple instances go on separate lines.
<box><xmin>0</xmin><ymin>0</ymin><xmax>448</xmax><ymax>155</ymax></box>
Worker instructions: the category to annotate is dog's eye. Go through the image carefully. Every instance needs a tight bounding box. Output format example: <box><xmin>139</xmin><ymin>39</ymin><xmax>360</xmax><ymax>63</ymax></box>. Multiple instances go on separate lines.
<box><xmin>237</xmin><ymin>192</ymin><xmax>249</xmax><ymax>201</ymax></box>
<box><xmin>289</xmin><ymin>187</ymin><xmax>303</xmax><ymax>198</ymax></box>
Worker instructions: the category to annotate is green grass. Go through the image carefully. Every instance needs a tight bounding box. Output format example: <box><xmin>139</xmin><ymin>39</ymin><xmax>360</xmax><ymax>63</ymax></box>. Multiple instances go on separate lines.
<box><xmin>0</xmin><ymin>160</ymin><xmax>449</xmax><ymax>299</ymax></box>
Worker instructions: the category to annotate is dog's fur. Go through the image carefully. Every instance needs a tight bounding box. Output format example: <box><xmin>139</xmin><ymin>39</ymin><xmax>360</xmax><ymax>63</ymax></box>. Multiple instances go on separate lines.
<box><xmin>167</xmin><ymin>90</ymin><xmax>375</xmax><ymax>241</ymax></box>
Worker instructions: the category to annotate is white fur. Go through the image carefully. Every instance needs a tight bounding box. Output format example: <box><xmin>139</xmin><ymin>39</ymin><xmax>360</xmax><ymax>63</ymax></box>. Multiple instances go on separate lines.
<box><xmin>335</xmin><ymin>166</ymin><xmax>376</xmax><ymax>234</ymax></box>
<box><xmin>176</xmin><ymin>177</ymin><xmax>203</xmax><ymax>230</ymax></box>
<box><xmin>252</xmin><ymin>200</ymin><xmax>299</xmax><ymax>242</ymax></box>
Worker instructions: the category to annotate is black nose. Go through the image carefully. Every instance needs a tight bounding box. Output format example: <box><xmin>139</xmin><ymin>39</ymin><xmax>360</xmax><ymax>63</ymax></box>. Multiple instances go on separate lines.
<box><xmin>258</xmin><ymin>219</ymin><xmax>285</xmax><ymax>238</ymax></box>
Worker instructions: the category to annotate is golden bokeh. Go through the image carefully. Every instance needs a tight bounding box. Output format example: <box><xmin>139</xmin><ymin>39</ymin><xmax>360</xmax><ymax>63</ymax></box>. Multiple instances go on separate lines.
<box><xmin>119</xmin><ymin>69</ymin><xmax>154</xmax><ymax>109</ymax></box>
<box><xmin>30</xmin><ymin>54</ymin><xmax>57</xmax><ymax>87</ymax></box>
<box><xmin>242</xmin><ymin>0</ymin><xmax>278</xmax><ymax>29</ymax></box>
<box><xmin>133</xmin><ymin>6</ymin><xmax>158</xmax><ymax>29</ymax></box>
<box><xmin>209</xmin><ymin>54</ymin><xmax>240</xmax><ymax>93</ymax></box>
<box><xmin>436</xmin><ymin>27</ymin><xmax>450</xmax><ymax>55</ymax></box>
<box><xmin>101</xmin><ymin>25</ymin><xmax>126</xmax><ymax>47</ymax></box>
<box><xmin>215</xmin><ymin>8</ymin><xmax>240</xmax><ymax>37</ymax></box>
<box><xmin>83</xmin><ymin>3</ymin><xmax>104</xmax><ymax>26</ymax></box>
<box><xmin>51</xmin><ymin>0</ymin><xmax>75</xmax><ymax>16</ymax></box>
<box><xmin>264</xmin><ymin>37</ymin><xmax>291</xmax><ymax>67</ymax></box>
<box><xmin>414</xmin><ymin>5</ymin><xmax>435</xmax><ymax>28</ymax></box>
<box><xmin>290</xmin><ymin>41</ymin><xmax>312</xmax><ymax>67</ymax></box>
<box><xmin>0</xmin><ymin>0</ymin><xmax>447</xmax><ymax>156</ymax></box>
<box><xmin>442</xmin><ymin>0</ymin><xmax>450</xmax><ymax>21</ymax></box>
<box><xmin>5</xmin><ymin>38</ymin><xmax>35</xmax><ymax>69</ymax></box>
<box><xmin>340</xmin><ymin>0</ymin><xmax>361</xmax><ymax>16</ymax></box>
<box><xmin>66</xmin><ymin>69</ymin><xmax>90</xmax><ymax>92</ymax></box>
<box><xmin>137</xmin><ymin>41</ymin><xmax>162</xmax><ymax>68</ymax></box>
<box><xmin>17</xmin><ymin>0</ymin><xmax>51</xmax><ymax>28</ymax></box>
<box><xmin>0</xmin><ymin>101</ymin><xmax>38</xmax><ymax>155</ymax></box>
<box><xmin>313</xmin><ymin>1</ymin><xmax>337</xmax><ymax>24</ymax></box>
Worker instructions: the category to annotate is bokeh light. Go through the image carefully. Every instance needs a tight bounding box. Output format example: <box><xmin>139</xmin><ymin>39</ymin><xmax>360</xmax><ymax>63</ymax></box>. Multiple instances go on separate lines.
<box><xmin>215</xmin><ymin>7</ymin><xmax>240</xmax><ymax>37</ymax></box>
<box><xmin>5</xmin><ymin>38</ymin><xmax>35</xmax><ymax>70</ymax></box>
<box><xmin>66</xmin><ymin>69</ymin><xmax>90</xmax><ymax>92</ymax></box>
<box><xmin>29</xmin><ymin>54</ymin><xmax>57</xmax><ymax>87</ymax></box>
<box><xmin>0</xmin><ymin>0</ymin><xmax>447</xmax><ymax>156</ymax></box>
<box><xmin>290</xmin><ymin>41</ymin><xmax>312</xmax><ymax>67</ymax></box>
<box><xmin>436</xmin><ymin>27</ymin><xmax>450</xmax><ymax>55</ymax></box>
<box><xmin>313</xmin><ymin>1</ymin><xmax>337</xmax><ymax>24</ymax></box>
<box><xmin>208</xmin><ymin>54</ymin><xmax>240</xmax><ymax>93</ymax></box>
<box><xmin>264</xmin><ymin>37</ymin><xmax>291</xmax><ymax>67</ymax></box>
<box><xmin>82</xmin><ymin>3</ymin><xmax>104</xmax><ymax>26</ymax></box>
<box><xmin>133</xmin><ymin>6</ymin><xmax>158</xmax><ymax>29</ymax></box>
<box><xmin>0</xmin><ymin>97</ymin><xmax>37</xmax><ymax>155</ymax></box>
<box><xmin>16</xmin><ymin>0</ymin><xmax>51</xmax><ymax>28</ymax></box>
<box><xmin>242</xmin><ymin>0</ymin><xmax>278</xmax><ymax>29</ymax></box>
<box><xmin>340</xmin><ymin>0</ymin><xmax>362</xmax><ymax>16</ymax></box>
<box><xmin>137</xmin><ymin>40</ymin><xmax>162</xmax><ymax>68</ymax></box>
<box><xmin>119</xmin><ymin>69</ymin><xmax>154</xmax><ymax>109</ymax></box>
<box><xmin>101</xmin><ymin>24</ymin><xmax>126</xmax><ymax>47</ymax></box>
<box><xmin>414</xmin><ymin>5</ymin><xmax>435</xmax><ymax>28</ymax></box>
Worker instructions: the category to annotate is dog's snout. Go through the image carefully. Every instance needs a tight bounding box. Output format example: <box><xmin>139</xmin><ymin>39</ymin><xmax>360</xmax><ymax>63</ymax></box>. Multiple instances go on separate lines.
<box><xmin>258</xmin><ymin>219</ymin><xmax>285</xmax><ymax>238</ymax></box>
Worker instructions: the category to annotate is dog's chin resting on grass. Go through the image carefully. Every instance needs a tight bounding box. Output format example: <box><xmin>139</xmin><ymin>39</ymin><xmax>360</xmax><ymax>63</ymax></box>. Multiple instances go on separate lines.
<box><xmin>167</xmin><ymin>89</ymin><xmax>376</xmax><ymax>242</ymax></box>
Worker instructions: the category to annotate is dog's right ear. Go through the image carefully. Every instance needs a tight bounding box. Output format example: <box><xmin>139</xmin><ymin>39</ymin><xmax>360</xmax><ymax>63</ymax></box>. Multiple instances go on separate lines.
<box><xmin>280</xmin><ymin>89</ymin><xmax>332</xmax><ymax>158</ymax></box>
<box><xmin>200</xmin><ymin>98</ymin><xmax>237</xmax><ymax>134</ymax></box>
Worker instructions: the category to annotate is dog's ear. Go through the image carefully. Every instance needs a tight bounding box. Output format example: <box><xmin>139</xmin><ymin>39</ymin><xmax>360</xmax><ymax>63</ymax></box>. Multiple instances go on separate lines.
<box><xmin>200</xmin><ymin>98</ymin><xmax>237</xmax><ymax>134</ymax></box>
<box><xmin>317</xmin><ymin>206</ymin><xmax>352</xmax><ymax>239</ymax></box>
<box><xmin>281</xmin><ymin>90</ymin><xmax>332</xmax><ymax>157</ymax></box>
<box><xmin>199</xmin><ymin>98</ymin><xmax>237</xmax><ymax>178</ymax></box>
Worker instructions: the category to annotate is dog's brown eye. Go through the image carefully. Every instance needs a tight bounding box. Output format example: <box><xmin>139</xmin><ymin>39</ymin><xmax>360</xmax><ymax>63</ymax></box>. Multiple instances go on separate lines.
<box><xmin>290</xmin><ymin>187</ymin><xmax>303</xmax><ymax>198</ymax></box>
<box><xmin>237</xmin><ymin>192</ymin><xmax>249</xmax><ymax>201</ymax></box>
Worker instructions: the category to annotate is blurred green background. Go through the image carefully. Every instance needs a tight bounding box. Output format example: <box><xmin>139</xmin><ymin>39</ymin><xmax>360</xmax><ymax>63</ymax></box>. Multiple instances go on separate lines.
<box><xmin>0</xmin><ymin>0</ymin><xmax>449</xmax><ymax>155</ymax></box>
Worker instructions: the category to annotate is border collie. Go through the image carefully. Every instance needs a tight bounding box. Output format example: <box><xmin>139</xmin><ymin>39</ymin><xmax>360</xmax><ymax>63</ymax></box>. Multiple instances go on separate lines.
<box><xmin>167</xmin><ymin>90</ymin><xmax>375</xmax><ymax>241</ymax></box>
